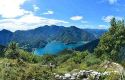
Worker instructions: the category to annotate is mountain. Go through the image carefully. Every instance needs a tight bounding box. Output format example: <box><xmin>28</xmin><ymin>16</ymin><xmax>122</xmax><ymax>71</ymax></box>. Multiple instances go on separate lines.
<box><xmin>84</xmin><ymin>29</ymin><xmax>107</xmax><ymax>38</ymax></box>
<box><xmin>75</xmin><ymin>39</ymin><xmax>99</xmax><ymax>52</ymax></box>
<box><xmin>0</xmin><ymin>29</ymin><xmax>13</xmax><ymax>45</ymax></box>
<box><xmin>0</xmin><ymin>25</ymin><xmax>106</xmax><ymax>51</ymax></box>
<box><xmin>51</xmin><ymin>26</ymin><xmax>96</xmax><ymax>43</ymax></box>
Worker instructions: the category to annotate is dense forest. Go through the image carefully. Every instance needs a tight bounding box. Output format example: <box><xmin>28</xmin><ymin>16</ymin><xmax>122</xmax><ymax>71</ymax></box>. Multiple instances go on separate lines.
<box><xmin>0</xmin><ymin>18</ymin><xmax>125</xmax><ymax>80</ymax></box>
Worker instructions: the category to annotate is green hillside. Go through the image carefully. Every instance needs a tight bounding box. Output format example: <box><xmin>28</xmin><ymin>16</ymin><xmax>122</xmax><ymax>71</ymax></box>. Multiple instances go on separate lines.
<box><xmin>0</xmin><ymin>18</ymin><xmax>125</xmax><ymax>80</ymax></box>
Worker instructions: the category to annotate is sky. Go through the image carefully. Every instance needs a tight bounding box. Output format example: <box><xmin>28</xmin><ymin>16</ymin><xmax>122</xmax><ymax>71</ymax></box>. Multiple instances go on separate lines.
<box><xmin>0</xmin><ymin>0</ymin><xmax>125</xmax><ymax>31</ymax></box>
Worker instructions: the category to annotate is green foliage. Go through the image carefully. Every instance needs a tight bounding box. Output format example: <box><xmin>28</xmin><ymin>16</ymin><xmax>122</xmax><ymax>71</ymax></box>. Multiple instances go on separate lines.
<box><xmin>95</xmin><ymin>18</ymin><xmax>125</xmax><ymax>61</ymax></box>
<box><xmin>5</xmin><ymin>42</ymin><xmax>20</xmax><ymax>59</ymax></box>
<box><xmin>18</xmin><ymin>49</ymin><xmax>42</xmax><ymax>63</ymax></box>
<box><xmin>72</xmin><ymin>51</ymin><xmax>89</xmax><ymax>64</ymax></box>
<box><xmin>0</xmin><ymin>59</ymin><xmax>55</xmax><ymax>80</ymax></box>
<box><xmin>4</xmin><ymin>42</ymin><xmax>43</xmax><ymax>63</ymax></box>
<box><xmin>84</xmin><ymin>54</ymin><xmax>102</xmax><ymax>66</ymax></box>
<box><xmin>41</xmin><ymin>54</ymin><xmax>56</xmax><ymax>65</ymax></box>
<box><xmin>0</xmin><ymin>45</ymin><xmax>5</xmax><ymax>57</ymax></box>
<box><xmin>55</xmin><ymin>53</ymin><xmax>73</xmax><ymax>65</ymax></box>
<box><xmin>105</xmin><ymin>72</ymin><xmax>121</xmax><ymax>80</ymax></box>
<box><xmin>56</xmin><ymin>60</ymin><xmax>76</xmax><ymax>73</ymax></box>
<box><xmin>24</xmin><ymin>65</ymin><xmax>55</xmax><ymax>80</ymax></box>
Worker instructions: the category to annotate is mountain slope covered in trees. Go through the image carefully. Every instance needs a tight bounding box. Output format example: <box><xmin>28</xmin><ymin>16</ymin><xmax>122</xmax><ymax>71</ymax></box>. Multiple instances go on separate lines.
<box><xmin>75</xmin><ymin>39</ymin><xmax>99</xmax><ymax>52</ymax></box>
<box><xmin>0</xmin><ymin>25</ymin><xmax>106</xmax><ymax>50</ymax></box>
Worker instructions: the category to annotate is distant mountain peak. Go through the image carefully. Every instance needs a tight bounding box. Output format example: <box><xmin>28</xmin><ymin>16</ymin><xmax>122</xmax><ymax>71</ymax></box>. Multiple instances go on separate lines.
<box><xmin>70</xmin><ymin>26</ymin><xmax>78</xmax><ymax>28</ymax></box>
<box><xmin>1</xmin><ymin>29</ymin><xmax>11</xmax><ymax>32</ymax></box>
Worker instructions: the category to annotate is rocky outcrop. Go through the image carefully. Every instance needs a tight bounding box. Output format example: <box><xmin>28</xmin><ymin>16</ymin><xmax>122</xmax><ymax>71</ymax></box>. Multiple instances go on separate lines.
<box><xmin>54</xmin><ymin>62</ymin><xmax>125</xmax><ymax>80</ymax></box>
<box><xmin>54</xmin><ymin>70</ymin><xmax>109</xmax><ymax>80</ymax></box>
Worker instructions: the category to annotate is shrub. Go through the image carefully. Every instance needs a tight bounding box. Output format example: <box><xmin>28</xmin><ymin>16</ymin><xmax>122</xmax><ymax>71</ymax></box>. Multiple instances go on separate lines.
<box><xmin>72</xmin><ymin>51</ymin><xmax>88</xmax><ymax>64</ymax></box>
<box><xmin>84</xmin><ymin>54</ymin><xmax>102</xmax><ymax>66</ymax></box>
<box><xmin>105</xmin><ymin>73</ymin><xmax>121</xmax><ymax>80</ymax></box>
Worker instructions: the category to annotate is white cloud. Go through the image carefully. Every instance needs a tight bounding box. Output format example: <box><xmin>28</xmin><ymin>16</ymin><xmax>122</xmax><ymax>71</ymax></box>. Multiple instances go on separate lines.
<box><xmin>43</xmin><ymin>11</ymin><xmax>54</xmax><ymax>15</ymax></box>
<box><xmin>98</xmin><ymin>25</ymin><xmax>108</xmax><ymax>29</ymax></box>
<box><xmin>99</xmin><ymin>0</ymin><xmax>118</xmax><ymax>5</ymax></box>
<box><xmin>102</xmin><ymin>15</ymin><xmax>114</xmax><ymax>22</ymax></box>
<box><xmin>79</xmin><ymin>24</ymin><xmax>109</xmax><ymax>29</ymax></box>
<box><xmin>33</xmin><ymin>5</ymin><xmax>40</xmax><ymax>12</ymax></box>
<box><xmin>108</xmin><ymin>0</ymin><xmax>117</xmax><ymax>5</ymax></box>
<box><xmin>102</xmin><ymin>15</ymin><xmax>123</xmax><ymax>22</ymax></box>
<box><xmin>0</xmin><ymin>0</ymin><xmax>69</xmax><ymax>31</ymax></box>
<box><xmin>0</xmin><ymin>0</ymin><xmax>31</xmax><ymax>18</ymax></box>
<box><xmin>70</xmin><ymin>16</ymin><xmax>83</xmax><ymax>21</ymax></box>
<box><xmin>0</xmin><ymin>13</ymin><xmax>69</xmax><ymax>32</ymax></box>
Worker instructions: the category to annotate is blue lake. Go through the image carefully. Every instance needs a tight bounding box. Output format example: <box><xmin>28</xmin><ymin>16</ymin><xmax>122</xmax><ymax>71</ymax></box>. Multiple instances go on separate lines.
<box><xmin>34</xmin><ymin>41</ymin><xmax>88</xmax><ymax>55</ymax></box>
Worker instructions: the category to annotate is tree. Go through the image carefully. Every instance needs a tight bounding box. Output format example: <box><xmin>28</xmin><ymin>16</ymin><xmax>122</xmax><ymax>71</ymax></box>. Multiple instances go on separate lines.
<box><xmin>5</xmin><ymin>42</ymin><xmax>20</xmax><ymax>59</ymax></box>
<box><xmin>95</xmin><ymin>18</ymin><xmax>125</xmax><ymax>61</ymax></box>
<box><xmin>0</xmin><ymin>45</ymin><xmax>5</xmax><ymax>57</ymax></box>
<box><xmin>41</xmin><ymin>54</ymin><xmax>56</xmax><ymax>65</ymax></box>
<box><xmin>72</xmin><ymin>51</ymin><xmax>88</xmax><ymax>64</ymax></box>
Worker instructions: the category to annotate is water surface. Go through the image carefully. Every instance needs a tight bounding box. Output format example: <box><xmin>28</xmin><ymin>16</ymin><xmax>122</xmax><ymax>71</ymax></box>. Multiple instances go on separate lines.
<box><xmin>34</xmin><ymin>41</ymin><xmax>87</xmax><ymax>55</ymax></box>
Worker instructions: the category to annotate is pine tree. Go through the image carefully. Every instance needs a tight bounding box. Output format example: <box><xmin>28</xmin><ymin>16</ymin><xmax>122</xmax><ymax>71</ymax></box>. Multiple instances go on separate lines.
<box><xmin>5</xmin><ymin>42</ymin><xmax>20</xmax><ymax>59</ymax></box>
<box><xmin>95</xmin><ymin>18</ymin><xmax>125</xmax><ymax>61</ymax></box>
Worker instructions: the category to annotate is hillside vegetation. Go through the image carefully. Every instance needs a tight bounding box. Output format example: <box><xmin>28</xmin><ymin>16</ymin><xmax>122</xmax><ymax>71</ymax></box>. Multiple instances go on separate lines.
<box><xmin>0</xmin><ymin>18</ymin><xmax>125</xmax><ymax>80</ymax></box>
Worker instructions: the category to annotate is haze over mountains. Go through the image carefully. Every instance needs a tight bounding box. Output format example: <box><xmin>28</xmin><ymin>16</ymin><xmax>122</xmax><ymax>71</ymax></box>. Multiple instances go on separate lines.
<box><xmin>0</xmin><ymin>25</ymin><xmax>107</xmax><ymax>51</ymax></box>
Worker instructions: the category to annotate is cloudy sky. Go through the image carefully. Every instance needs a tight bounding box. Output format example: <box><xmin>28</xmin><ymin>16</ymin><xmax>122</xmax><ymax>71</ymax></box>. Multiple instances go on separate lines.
<box><xmin>0</xmin><ymin>0</ymin><xmax>124</xmax><ymax>31</ymax></box>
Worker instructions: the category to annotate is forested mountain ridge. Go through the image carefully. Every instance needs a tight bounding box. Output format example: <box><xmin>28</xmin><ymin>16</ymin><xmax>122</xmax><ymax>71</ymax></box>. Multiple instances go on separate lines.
<box><xmin>0</xmin><ymin>25</ymin><xmax>106</xmax><ymax>50</ymax></box>
<box><xmin>75</xmin><ymin>39</ymin><xmax>99</xmax><ymax>52</ymax></box>
<box><xmin>84</xmin><ymin>29</ymin><xmax>107</xmax><ymax>38</ymax></box>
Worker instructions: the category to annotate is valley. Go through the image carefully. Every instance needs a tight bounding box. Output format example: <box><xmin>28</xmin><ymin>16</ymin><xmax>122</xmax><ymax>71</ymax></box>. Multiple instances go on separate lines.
<box><xmin>0</xmin><ymin>25</ymin><xmax>106</xmax><ymax>53</ymax></box>
<box><xmin>0</xmin><ymin>18</ymin><xmax>125</xmax><ymax>80</ymax></box>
